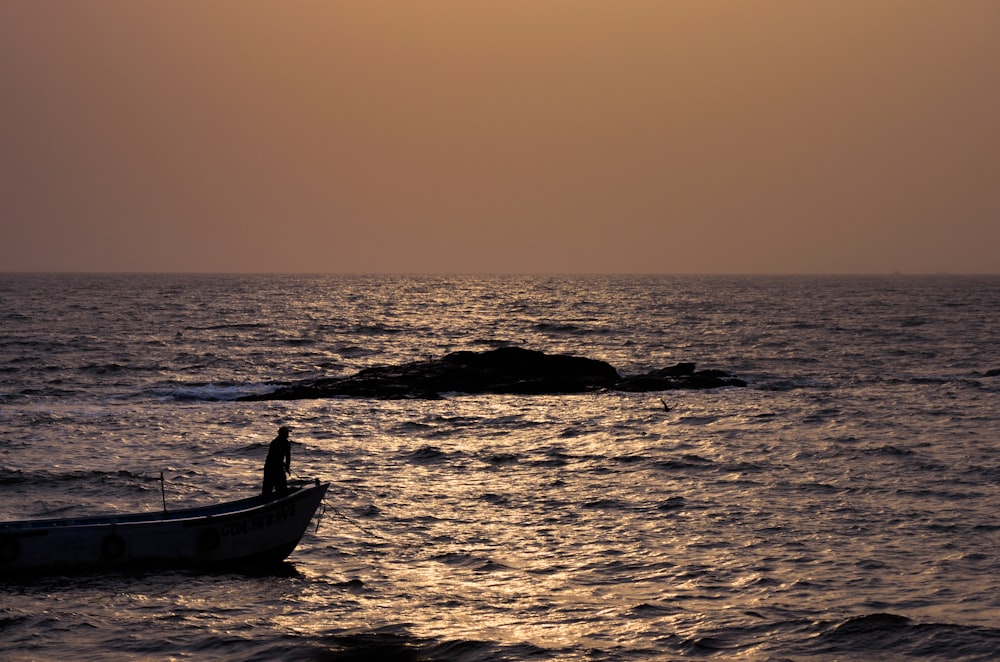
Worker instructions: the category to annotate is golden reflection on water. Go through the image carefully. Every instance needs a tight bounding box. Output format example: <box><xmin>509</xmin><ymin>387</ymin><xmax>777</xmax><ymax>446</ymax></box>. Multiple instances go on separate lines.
<box><xmin>56</xmin><ymin>379</ymin><xmax>988</xmax><ymax>656</ymax></box>
<box><xmin>280</xmin><ymin>392</ymin><xmax>801</xmax><ymax>650</ymax></box>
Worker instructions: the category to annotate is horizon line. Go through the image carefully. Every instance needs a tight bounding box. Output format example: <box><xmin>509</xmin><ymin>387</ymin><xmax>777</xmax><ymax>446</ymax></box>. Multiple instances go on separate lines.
<box><xmin>2</xmin><ymin>270</ymin><xmax>997</xmax><ymax>277</ymax></box>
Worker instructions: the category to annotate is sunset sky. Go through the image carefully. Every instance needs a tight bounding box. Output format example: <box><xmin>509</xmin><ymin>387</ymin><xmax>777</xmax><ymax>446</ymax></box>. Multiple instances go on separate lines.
<box><xmin>2</xmin><ymin>1</ymin><xmax>998</xmax><ymax>274</ymax></box>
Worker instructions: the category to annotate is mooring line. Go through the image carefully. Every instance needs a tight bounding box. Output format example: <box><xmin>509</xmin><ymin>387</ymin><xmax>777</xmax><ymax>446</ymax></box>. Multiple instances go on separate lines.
<box><xmin>329</xmin><ymin>504</ymin><xmax>394</xmax><ymax>542</ymax></box>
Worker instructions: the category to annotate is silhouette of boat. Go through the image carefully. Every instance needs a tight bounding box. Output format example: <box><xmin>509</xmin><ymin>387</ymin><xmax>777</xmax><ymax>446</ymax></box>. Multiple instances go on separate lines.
<box><xmin>0</xmin><ymin>479</ymin><xmax>328</xmax><ymax>574</ymax></box>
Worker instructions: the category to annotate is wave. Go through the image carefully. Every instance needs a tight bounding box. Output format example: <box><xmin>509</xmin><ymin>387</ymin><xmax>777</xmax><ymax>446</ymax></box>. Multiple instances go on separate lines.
<box><xmin>479</xmin><ymin>452</ymin><xmax>520</xmax><ymax>466</ymax></box>
<box><xmin>148</xmin><ymin>382</ymin><xmax>277</xmax><ymax>402</ymax></box>
<box><xmin>0</xmin><ymin>468</ymin><xmax>161</xmax><ymax>497</ymax></box>
<box><xmin>94</xmin><ymin>622</ymin><xmax>518</xmax><ymax>662</ymax></box>
<box><xmin>478</xmin><ymin>492</ymin><xmax>510</xmax><ymax>506</ymax></box>
<box><xmin>353</xmin><ymin>323</ymin><xmax>404</xmax><ymax>335</ymax></box>
<box><xmin>652</xmin><ymin>455</ymin><xmax>716</xmax><ymax>471</ymax></box>
<box><xmin>334</xmin><ymin>344</ymin><xmax>380</xmax><ymax>358</ymax></box>
<box><xmin>658</xmin><ymin>612</ymin><xmax>1000</xmax><ymax>659</ymax></box>
<box><xmin>78</xmin><ymin>362</ymin><xmax>131</xmax><ymax>374</ymax></box>
<box><xmin>308</xmin><ymin>625</ymin><xmax>529</xmax><ymax>662</ymax></box>
<box><xmin>581</xmin><ymin>497</ymin><xmax>630</xmax><ymax>510</ymax></box>
<box><xmin>430</xmin><ymin>551</ymin><xmax>511</xmax><ymax>573</ymax></box>
<box><xmin>811</xmin><ymin>612</ymin><xmax>1000</xmax><ymax>659</ymax></box>
<box><xmin>532</xmin><ymin>322</ymin><xmax>612</xmax><ymax>335</ymax></box>
<box><xmin>401</xmin><ymin>445</ymin><xmax>463</xmax><ymax>465</ymax></box>
<box><xmin>183</xmin><ymin>322</ymin><xmax>269</xmax><ymax>331</ymax></box>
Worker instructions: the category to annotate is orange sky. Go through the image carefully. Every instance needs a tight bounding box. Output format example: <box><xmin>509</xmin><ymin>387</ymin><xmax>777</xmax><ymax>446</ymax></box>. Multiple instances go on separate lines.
<box><xmin>2</xmin><ymin>1</ymin><xmax>998</xmax><ymax>273</ymax></box>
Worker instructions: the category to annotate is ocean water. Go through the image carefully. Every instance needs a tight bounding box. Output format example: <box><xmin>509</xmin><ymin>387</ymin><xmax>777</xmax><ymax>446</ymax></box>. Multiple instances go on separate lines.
<box><xmin>1</xmin><ymin>273</ymin><xmax>999</xmax><ymax>661</ymax></box>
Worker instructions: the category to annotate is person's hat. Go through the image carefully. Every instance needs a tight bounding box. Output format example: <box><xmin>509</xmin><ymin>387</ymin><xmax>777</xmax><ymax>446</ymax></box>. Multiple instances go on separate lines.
<box><xmin>278</xmin><ymin>425</ymin><xmax>291</xmax><ymax>435</ymax></box>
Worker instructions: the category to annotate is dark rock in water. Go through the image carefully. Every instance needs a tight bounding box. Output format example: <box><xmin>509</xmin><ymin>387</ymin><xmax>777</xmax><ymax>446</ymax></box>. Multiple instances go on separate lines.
<box><xmin>238</xmin><ymin>347</ymin><xmax>746</xmax><ymax>401</ymax></box>
<box><xmin>984</xmin><ymin>368</ymin><xmax>1000</xmax><ymax>377</ymax></box>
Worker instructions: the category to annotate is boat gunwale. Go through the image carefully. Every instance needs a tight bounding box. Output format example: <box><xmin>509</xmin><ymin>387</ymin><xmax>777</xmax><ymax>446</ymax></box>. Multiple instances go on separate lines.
<box><xmin>0</xmin><ymin>482</ymin><xmax>327</xmax><ymax>533</ymax></box>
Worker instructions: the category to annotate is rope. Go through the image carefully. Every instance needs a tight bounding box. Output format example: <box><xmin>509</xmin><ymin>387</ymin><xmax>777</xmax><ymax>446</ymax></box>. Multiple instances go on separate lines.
<box><xmin>292</xmin><ymin>471</ymin><xmax>394</xmax><ymax>543</ymax></box>
<box><xmin>329</xmin><ymin>505</ymin><xmax>394</xmax><ymax>542</ymax></box>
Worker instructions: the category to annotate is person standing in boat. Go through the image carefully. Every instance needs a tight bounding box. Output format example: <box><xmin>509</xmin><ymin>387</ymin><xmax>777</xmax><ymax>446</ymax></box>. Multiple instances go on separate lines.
<box><xmin>262</xmin><ymin>425</ymin><xmax>292</xmax><ymax>499</ymax></box>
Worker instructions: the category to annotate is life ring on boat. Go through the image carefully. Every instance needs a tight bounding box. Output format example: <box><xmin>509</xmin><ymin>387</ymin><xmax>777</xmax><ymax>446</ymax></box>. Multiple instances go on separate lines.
<box><xmin>199</xmin><ymin>527</ymin><xmax>221</xmax><ymax>553</ymax></box>
<box><xmin>0</xmin><ymin>536</ymin><xmax>19</xmax><ymax>564</ymax></box>
<box><xmin>101</xmin><ymin>534</ymin><xmax>126</xmax><ymax>561</ymax></box>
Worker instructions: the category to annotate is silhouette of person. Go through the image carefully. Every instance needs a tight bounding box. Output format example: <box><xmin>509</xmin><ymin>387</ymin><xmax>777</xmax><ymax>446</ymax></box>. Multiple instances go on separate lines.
<box><xmin>262</xmin><ymin>425</ymin><xmax>292</xmax><ymax>499</ymax></box>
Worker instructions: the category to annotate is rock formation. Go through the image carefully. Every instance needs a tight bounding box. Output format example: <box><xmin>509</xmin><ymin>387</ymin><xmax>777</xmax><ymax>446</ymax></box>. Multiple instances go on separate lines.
<box><xmin>239</xmin><ymin>347</ymin><xmax>746</xmax><ymax>401</ymax></box>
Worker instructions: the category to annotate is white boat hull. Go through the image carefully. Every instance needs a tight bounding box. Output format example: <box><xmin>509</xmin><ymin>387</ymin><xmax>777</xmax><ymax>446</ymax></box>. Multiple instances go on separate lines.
<box><xmin>1</xmin><ymin>481</ymin><xmax>328</xmax><ymax>574</ymax></box>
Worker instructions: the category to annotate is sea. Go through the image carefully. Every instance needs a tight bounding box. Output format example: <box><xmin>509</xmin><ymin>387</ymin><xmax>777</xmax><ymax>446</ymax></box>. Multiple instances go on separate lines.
<box><xmin>1</xmin><ymin>273</ymin><xmax>999</xmax><ymax>661</ymax></box>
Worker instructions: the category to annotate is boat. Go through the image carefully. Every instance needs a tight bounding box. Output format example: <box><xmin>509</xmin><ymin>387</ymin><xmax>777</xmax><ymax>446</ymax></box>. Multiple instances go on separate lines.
<box><xmin>0</xmin><ymin>479</ymin><xmax>329</xmax><ymax>574</ymax></box>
